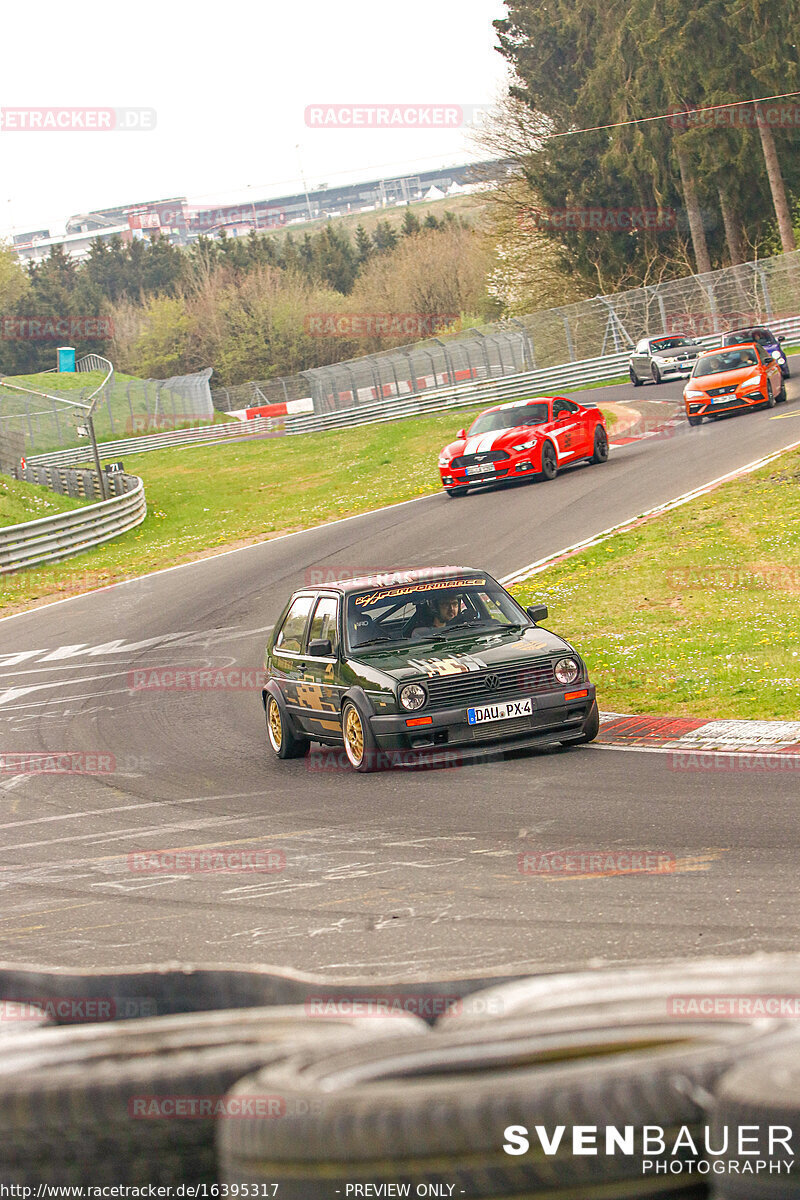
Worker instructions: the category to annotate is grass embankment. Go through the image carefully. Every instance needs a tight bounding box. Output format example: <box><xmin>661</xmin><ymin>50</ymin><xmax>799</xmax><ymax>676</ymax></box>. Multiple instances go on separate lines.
<box><xmin>511</xmin><ymin>447</ymin><xmax>800</xmax><ymax>719</ymax></box>
<box><xmin>0</xmin><ymin>475</ymin><xmax>85</xmax><ymax>527</ymax></box>
<box><xmin>1</xmin><ymin>401</ymin><xmax>615</xmax><ymax>611</ymax></box>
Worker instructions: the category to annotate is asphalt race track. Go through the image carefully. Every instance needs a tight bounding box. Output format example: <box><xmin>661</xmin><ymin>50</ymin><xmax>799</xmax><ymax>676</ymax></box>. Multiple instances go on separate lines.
<box><xmin>1</xmin><ymin>368</ymin><xmax>799</xmax><ymax>976</ymax></box>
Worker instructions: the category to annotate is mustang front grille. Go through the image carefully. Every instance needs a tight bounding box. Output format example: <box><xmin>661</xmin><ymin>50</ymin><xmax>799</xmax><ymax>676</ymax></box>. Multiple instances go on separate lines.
<box><xmin>449</xmin><ymin>450</ymin><xmax>510</xmax><ymax>470</ymax></box>
<box><xmin>423</xmin><ymin>660</ymin><xmax>557</xmax><ymax>710</ymax></box>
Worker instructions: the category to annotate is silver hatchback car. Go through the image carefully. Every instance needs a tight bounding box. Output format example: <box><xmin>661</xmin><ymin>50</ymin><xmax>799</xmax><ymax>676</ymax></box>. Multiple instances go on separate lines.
<box><xmin>629</xmin><ymin>335</ymin><xmax>700</xmax><ymax>385</ymax></box>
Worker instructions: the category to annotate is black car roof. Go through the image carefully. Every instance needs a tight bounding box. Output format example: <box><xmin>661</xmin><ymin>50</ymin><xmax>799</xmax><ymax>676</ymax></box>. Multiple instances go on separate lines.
<box><xmin>300</xmin><ymin>567</ymin><xmax>490</xmax><ymax>596</ymax></box>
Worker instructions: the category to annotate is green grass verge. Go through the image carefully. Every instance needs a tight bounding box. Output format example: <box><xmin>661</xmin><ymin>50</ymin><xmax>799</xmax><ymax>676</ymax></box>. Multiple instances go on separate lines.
<box><xmin>1</xmin><ymin>402</ymin><xmax>614</xmax><ymax>612</ymax></box>
<box><xmin>0</xmin><ymin>475</ymin><xmax>86</xmax><ymax>527</ymax></box>
<box><xmin>510</xmin><ymin>447</ymin><xmax>800</xmax><ymax>719</ymax></box>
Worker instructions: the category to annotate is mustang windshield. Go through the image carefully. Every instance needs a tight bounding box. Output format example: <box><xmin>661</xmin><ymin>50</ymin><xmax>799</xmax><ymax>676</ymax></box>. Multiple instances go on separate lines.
<box><xmin>346</xmin><ymin>578</ymin><xmax>529</xmax><ymax>649</ymax></box>
<box><xmin>695</xmin><ymin>348</ymin><xmax>758</xmax><ymax>375</ymax></box>
<box><xmin>467</xmin><ymin>403</ymin><xmax>549</xmax><ymax>435</ymax></box>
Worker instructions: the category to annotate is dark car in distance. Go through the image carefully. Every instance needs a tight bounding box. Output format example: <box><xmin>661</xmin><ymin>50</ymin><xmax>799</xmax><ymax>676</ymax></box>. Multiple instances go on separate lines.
<box><xmin>721</xmin><ymin>326</ymin><xmax>791</xmax><ymax>378</ymax></box>
<box><xmin>262</xmin><ymin>568</ymin><xmax>599</xmax><ymax>772</ymax></box>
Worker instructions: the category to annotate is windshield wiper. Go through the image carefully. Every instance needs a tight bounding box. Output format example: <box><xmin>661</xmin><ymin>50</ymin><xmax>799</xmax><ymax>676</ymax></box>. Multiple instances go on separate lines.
<box><xmin>354</xmin><ymin>636</ymin><xmax>396</xmax><ymax>647</ymax></box>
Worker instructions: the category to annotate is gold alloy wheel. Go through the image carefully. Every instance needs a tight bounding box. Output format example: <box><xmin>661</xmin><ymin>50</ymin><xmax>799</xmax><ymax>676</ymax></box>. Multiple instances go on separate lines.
<box><xmin>267</xmin><ymin>698</ymin><xmax>282</xmax><ymax>752</ymax></box>
<box><xmin>344</xmin><ymin>706</ymin><xmax>364</xmax><ymax>767</ymax></box>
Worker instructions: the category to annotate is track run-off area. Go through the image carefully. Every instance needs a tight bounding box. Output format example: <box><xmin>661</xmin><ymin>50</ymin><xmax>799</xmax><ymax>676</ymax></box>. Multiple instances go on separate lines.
<box><xmin>1</xmin><ymin>368</ymin><xmax>799</xmax><ymax>977</ymax></box>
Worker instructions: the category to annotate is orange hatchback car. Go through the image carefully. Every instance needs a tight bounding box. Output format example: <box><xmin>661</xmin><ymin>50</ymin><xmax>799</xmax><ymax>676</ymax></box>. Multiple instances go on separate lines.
<box><xmin>683</xmin><ymin>342</ymin><xmax>786</xmax><ymax>426</ymax></box>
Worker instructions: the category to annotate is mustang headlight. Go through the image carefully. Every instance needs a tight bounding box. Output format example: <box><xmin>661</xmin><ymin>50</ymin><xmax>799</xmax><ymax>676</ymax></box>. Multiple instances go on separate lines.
<box><xmin>554</xmin><ymin>657</ymin><xmax>580</xmax><ymax>685</ymax></box>
<box><xmin>738</xmin><ymin>375</ymin><xmax>761</xmax><ymax>390</ymax></box>
<box><xmin>399</xmin><ymin>683</ymin><xmax>427</xmax><ymax>711</ymax></box>
<box><xmin>511</xmin><ymin>439</ymin><xmax>537</xmax><ymax>451</ymax></box>
<box><xmin>438</xmin><ymin>455</ymin><xmax>450</xmax><ymax>467</ymax></box>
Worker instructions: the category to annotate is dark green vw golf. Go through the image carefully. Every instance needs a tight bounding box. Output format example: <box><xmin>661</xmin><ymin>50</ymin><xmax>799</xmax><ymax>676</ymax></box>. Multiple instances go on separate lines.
<box><xmin>262</xmin><ymin>567</ymin><xmax>598</xmax><ymax>772</ymax></box>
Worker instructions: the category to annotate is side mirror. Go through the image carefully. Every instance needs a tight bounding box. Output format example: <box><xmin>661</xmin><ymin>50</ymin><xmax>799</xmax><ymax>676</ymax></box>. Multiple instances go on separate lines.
<box><xmin>778</xmin><ymin>334</ymin><xmax>785</xmax><ymax>342</ymax></box>
<box><xmin>307</xmin><ymin>638</ymin><xmax>333</xmax><ymax>657</ymax></box>
<box><xmin>556</xmin><ymin>410</ymin><xmax>570</xmax><ymax>422</ymax></box>
<box><xmin>456</xmin><ymin>429</ymin><xmax>466</xmax><ymax>440</ymax></box>
<box><xmin>526</xmin><ymin>604</ymin><xmax>548</xmax><ymax>624</ymax></box>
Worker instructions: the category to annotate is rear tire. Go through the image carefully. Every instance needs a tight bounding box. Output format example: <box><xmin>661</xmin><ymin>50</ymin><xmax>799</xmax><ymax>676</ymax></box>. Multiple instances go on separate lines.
<box><xmin>539</xmin><ymin>440</ymin><xmax>558</xmax><ymax>481</ymax></box>
<box><xmin>266</xmin><ymin>694</ymin><xmax>310</xmax><ymax>760</ymax></box>
<box><xmin>777</xmin><ymin>377</ymin><xmax>788</xmax><ymax>402</ymax></box>
<box><xmin>629</xmin><ymin>368</ymin><xmax>642</xmax><ymax>387</ymax></box>
<box><xmin>590</xmin><ymin>426</ymin><xmax>609</xmax><ymax>464</ymax></box>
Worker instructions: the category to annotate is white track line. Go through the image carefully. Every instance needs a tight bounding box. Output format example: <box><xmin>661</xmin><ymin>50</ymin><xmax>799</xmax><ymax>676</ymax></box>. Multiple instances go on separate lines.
<box><xmin>500</xmin><ymin>437</ymin><xmax>800</xmax><ymax>586</ymax></box>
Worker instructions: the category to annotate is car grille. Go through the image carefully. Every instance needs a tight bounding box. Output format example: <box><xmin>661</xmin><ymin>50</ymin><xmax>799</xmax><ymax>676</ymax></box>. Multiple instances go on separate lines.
<box><xmin>470</xmin><ymin>715</ymin><xmax>534</xmax><ymax>741</ymax></box>
<box><xmin>449</xmin><ymin>450</ymin><xmax>510</xmax><ymax>470</ymax></box>
<box><xmin>706</xmin><ymin>385</ymin><xmax>738</xmax><ymax>397</ymax></box>
<box><xmin>424</xmin><ymin>660</ymin><xmax>557</xmax><ymax>710</ymax></box>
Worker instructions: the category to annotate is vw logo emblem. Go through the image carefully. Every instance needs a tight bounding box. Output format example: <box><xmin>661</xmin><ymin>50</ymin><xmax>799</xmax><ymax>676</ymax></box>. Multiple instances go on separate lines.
<box><xmin>485</xmin><ymin>673</ymin><xmax>499</xmax><ymax>690</ymax></box>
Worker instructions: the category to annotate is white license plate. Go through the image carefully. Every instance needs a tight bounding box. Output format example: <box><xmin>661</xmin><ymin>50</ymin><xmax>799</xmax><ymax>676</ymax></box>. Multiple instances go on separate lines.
<box><xmin>466</xmin><ymin>463</ymin><xmax>495</xmax><ymax>476</ymax></box>
<box><xmin>467</xmin><ymin>697</ymin><xmax>533</xmax><ymax>725</ymax></box>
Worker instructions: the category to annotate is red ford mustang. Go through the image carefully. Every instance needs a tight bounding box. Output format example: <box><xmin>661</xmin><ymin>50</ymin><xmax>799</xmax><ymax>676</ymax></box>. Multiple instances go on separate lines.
<box><xmin>438</xmin><ymin>395</ymin><xmax>609</xmax><ymax>497</ymax></box>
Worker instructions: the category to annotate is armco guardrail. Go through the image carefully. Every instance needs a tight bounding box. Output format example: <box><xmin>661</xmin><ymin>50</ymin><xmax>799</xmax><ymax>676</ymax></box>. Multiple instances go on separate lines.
<box><xmin>25</xmin><ymin>313</ymin><xmax>800</xmax><ymax>461</ymax></box>
<box><xmin>0</xmin><ymin>473</ymin><xmax>146</xmax><ymax>575</ymax></box>
<box><xmin>27</xmin><ymin>418</ymin><xmax>278</xmax><ymax>469</ymax></box>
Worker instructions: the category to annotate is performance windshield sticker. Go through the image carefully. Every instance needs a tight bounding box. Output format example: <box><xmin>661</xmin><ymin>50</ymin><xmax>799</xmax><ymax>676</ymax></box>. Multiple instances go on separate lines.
<box><xmin>354</xmin><ymin>578</ymin><xmax>487</xmax><ymax>606</ymax></box>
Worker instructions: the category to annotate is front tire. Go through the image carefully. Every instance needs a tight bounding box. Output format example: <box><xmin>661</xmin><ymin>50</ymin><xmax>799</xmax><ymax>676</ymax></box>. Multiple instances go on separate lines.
<box><xmin>445</xmin><ymin>486</ymin><xmax>469</xmax><ymax>498</ymax></box>
<box><xmin>342</xmin><ymin>700</ymin><xmax>379</xmax><ymax>773</ymax></box>
<box><xmin>651</xmin><ymin>364</ymin><xmax>662</xmax><ymax>384</ymax></box>
<box><xmin>266</xmin><ymin>694</ymin><xmax>309</xmax><ymax>760</ymax></box>
<box><xmin>539</xmin><ymin>440</ymin><xmax>558</xmax><ymax>481</ymax></box>
<box><xmin>590</xmin><ymin>425</ymin><xmax>609</xmax><ymax>464</ymax></box>
<box><xmin>764</xmin><ymin>379</ymin><xmax>776</xmax><ymax>409</ymax></box>
<box><xmin>687</xmin><ymin>414</ymin><xmax>703</xmax><ymax>427</ymax></box>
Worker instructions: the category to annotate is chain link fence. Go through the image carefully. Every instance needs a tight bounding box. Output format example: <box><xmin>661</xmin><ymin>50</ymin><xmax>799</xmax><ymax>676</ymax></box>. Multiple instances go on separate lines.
<box><xmin>0</xmin><ymin>367</ymin><xmax>214</xmax><ymax>458</ymax></box>
<box><xmin>211</xmin><ymin>250</ymin><xmax>800</xmax><ymax>415</ymax></box>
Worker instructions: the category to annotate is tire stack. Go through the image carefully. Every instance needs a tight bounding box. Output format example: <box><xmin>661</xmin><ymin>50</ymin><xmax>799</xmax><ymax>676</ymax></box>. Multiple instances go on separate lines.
<box><xmin>0</xmin><ymin>957</ymin><xmax>799</xmax><ymax>1196</ymax></box>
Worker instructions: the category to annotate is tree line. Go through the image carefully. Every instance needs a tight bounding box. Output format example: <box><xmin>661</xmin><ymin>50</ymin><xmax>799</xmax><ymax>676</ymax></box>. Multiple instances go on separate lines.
<box><xmin>488</xmin><ymin>0</ymin><xmax>800</xmax><ymax>290</ymax></box>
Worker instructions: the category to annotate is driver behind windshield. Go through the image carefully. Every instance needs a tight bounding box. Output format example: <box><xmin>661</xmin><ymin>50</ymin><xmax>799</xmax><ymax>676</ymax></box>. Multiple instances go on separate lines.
<box><xmin>408</xmin><ymin>590</ymin><xmax>463</xmax><ymax>636</ymax></box>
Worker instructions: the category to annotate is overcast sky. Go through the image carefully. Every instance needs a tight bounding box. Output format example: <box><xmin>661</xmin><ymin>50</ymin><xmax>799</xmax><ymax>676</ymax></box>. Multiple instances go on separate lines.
<box><xmin>0</xmin><ymin>0</ymin><xmax>510</xmax><ymax>238</ymax></box>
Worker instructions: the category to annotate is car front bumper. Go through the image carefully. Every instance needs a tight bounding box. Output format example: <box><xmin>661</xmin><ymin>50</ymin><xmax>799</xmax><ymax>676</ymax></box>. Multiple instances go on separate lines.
<box><xmin>367</xmin><ymin>685</ymin><xmax>597</xmax><ymax>753</ymax></box>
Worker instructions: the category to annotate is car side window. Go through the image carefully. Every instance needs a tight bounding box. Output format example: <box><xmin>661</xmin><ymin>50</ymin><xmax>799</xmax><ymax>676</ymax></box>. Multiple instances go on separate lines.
<box><xmin>635</xmin><ymin>339</ymin><xmax>649</xmax><ymax>353</ymax></box>
<box><xmin>275</xmin><ymin>595</ymin><xmax>315</xmax><ymax>653</ymax></box>
<box><xmin>553</xmin><ymin>399</ymin><xmax>576</xmax><ymax>418</ymax></box>
<box><xmin>307</xmin><ymin>597</ymin><xmax>339</xmax><ymax>656</ymax></box>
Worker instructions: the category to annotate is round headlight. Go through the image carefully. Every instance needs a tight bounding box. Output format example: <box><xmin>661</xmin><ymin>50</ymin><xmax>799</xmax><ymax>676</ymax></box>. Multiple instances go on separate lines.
<box><xmin>554</xmin><ymin>657</ymin><xmax>580</xmax><ymax>685</ymax></box>
<box><xmin>400</xmin><ymin>683</ymin><xmax>427</xmax><ymax>711</ymax></box>
<box><xmin>771</xmin><ymin>349</ymin><xmax>782</xmax><ymax>360</ymax></box>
